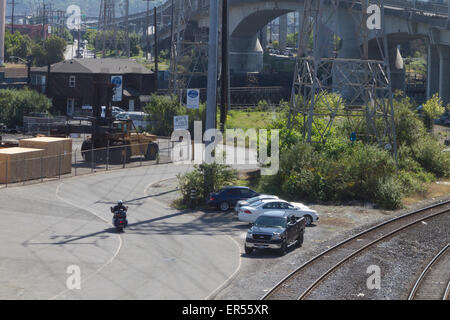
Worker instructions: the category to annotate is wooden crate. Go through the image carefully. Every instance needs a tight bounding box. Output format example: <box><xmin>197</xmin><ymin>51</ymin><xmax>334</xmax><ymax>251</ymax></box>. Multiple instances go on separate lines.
<box><xmin>19</xmin><ymin>137</ymin><xmax>72</xmax><ymax>177</ymax></box>
<box><xmin>0</xmin><ymin>147</ymin><xmax>45</xmax><ymax>183</ymax></box>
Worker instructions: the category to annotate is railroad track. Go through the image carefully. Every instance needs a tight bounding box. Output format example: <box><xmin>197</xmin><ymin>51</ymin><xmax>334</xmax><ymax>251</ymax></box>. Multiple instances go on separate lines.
<box><xmin>408</xmin><ymin>243</ymin><xmax>450</xmax><ymax>300</ymax></box>
<box><xmin>262</xmin><ymin>200</ymin><xmax>450</xmax><ymax>300</ymax></box>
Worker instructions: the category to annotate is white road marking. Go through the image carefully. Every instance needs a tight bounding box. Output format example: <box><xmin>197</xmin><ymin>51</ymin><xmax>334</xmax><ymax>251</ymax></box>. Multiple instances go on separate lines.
<box><xmin>50</xmin><ymin>182</ymin><xmax>123</xmax><ymax>300</ymax></box>
<box><xmin>143</xmin><ymin>177</ymin><xmax>244</xmax><ymax>300</ymax></box>
<box><xmin>204</xmin><ymin>234</ymin><xmax>243</xmax><ymax>300</ymax></box>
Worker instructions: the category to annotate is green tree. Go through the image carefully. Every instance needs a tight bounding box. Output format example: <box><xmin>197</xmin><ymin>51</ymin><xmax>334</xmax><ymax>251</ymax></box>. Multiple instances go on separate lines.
<box><xmin>129</xmin><ymin>33</ymin><xmax>141</xmax><ymax>56</ymax></box>
<box><xmin>31</xmin><ymin>43</ymin><xmax>47</xmax><ymax>66</ymax></box>
<box><xmin>286</xmin><ymin>32</ymin><xmax>298</xmax><ymax>47</ymax></box>
<box><xmin>393</xmin><ymin>94</ymin><xmax>426</xmax><ymax>146</ymax></box>
<box><xmin>143</xmin><ymin>94</ymin><xmax>206</xmax><ymax>136</ymax></box>
<box><xmin>44</xmin><ymin>36</ymin><xmax>67</xmax><ymax>64</ymax></box>
<box><xmin>422</xmin><ymin>93</ymin><xmax>445</xmax><ymax>129</ymax></box>
<box><xmin>61</xmin><ymin>28</ymin><xmax>73</xmax><ymax>42</ymax></box>
<box><xmin>30</xmin><ymin>36</ymin><xmax>66</xmax><ymax>66</ymax></box>
<box><xmin>83</xmin><ymin>29</ymin><xmax>97</xmax><ymax>46</ymax></box>
<box><xmin>4</xmin><ymin>30</ymin><xmax>32</xmax><ymax>61</ymax></box>
<box><xmin>177</xmin><ymin>163</ymin><xmax>237</xmax><ymax>205</ymax></box>
<box><xmin>0</xmin><ymin>88</ymin><xmax>52</xmax><ymax>127</ymax></box>
<box><xmin>143</xmin><ymin>94</ymin><xmax>184</xmax><ymax>136</ymax></box>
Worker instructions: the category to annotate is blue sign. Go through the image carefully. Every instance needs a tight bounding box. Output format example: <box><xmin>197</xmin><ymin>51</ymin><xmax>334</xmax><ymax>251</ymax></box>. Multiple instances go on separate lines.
<box><xmin>111</xmin><ymin>75</ymin><xmax>123</xmax><ymax>101</ymax></box>
<box><xmin>186</xmin><ymin>89</ymin><xmax>199</xmax><ymax>109</ymax></box>
<box><xmin>188</xmin><ymin>90</ymin><xmax>199</xmax><ymax>99</ymax></box>
<box><xmin>111</xmin><ymin>76</ymin><xmax>122</xmax><ymax>86</ymax></box>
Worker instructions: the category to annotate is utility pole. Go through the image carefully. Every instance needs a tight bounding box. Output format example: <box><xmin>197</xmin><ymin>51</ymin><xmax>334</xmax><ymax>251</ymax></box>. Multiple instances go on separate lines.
<box><xmin>220</xmin><ymin>0</ymin><xmax>229</xmax><ymax>132</ymax></box>
<box><xmin>125</xmin><ymin>0</ymin><xmax>129</xmax><ymax>57</ymax></box>
<box><xmin>154</xmin><ymin>5</ymin><xmax>158</xmax><ymax>90</ymax></box>
<box><xmin>169</xmin><ymin>0</ymin><xmax>174</xmax><ymax>62</ymax></box>
<box><xmin>143</xmin><ymin>0</ymin><xmax>150</xmax><ymax>60</ymax></box>
<box><xmin>42</xmin><ymin>2</ymin><xmax>46</xmax><ymax>41</ymax></box>
<box><xmin>0</xmin><ymin>0</ymin><xmax>5</xmax><ymax>65</ymax></box>
<box><xmin>9</xmin><ymin>0</ymin><xmax>15</xmax><ymax>34</ymax></box>
<box><xmin>77</xmin><ymin>22</ymin><xmax>81</xmax><ymax>57</ymax></box>
<box><xmin>206</xmin><ymin>0</ymin><xmax>219</xmax><ymax>132</ymax></box>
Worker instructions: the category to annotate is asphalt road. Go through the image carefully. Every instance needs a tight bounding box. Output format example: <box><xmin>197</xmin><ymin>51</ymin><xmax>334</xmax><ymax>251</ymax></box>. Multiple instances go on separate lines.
<box><xmin>0</xmin><ymin>163</ymin><xmax>241</xmax><ymax>299</ymax></box>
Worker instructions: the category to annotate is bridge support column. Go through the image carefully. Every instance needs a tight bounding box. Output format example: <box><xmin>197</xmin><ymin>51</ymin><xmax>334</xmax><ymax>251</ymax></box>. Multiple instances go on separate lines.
<box><xmin>389</xmin><ymin>45</ymin><xmax>406</xmax><ymax>94</ymax></box>
<box><xmin>260</xmin><ymin>26</ymin><xmax>268</xmax><ymax>52</ymax></box>
<box><xmin>317</xmin><ymin>22</ymin><xmax>333</xmax><ymax>58</ymax></box>
<box><xmin>427</xmin><ymin>44</ymin><xmax>440</xmax><ymax>99</ymax></box>
<box><xmin>279</xmin><ymin>14</ymin><xmax>287</xmax><ymax>51</ymax></box>
<box><xmin>438</xmin><ymin>45</ymin><xmax>450</xmax><ymax>105</ymax></box>
<box><xmin>230</xmin><ymin>34</ymin><xmax>263</xmax><ymax>73</ymax></box>
<box><xmin>332</xmin><ymin>9</ymin><xmax>361</xmax><ymax>101</ymax></box>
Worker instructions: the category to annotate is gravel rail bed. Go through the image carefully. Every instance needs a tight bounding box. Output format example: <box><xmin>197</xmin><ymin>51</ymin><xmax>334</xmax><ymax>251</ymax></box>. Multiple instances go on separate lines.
<box><xmin>409</xmin><ymin>243</ymin><xmax>450</xmax><ymax>300</ymax></box>
<box><xmin>305</xmin><ymin>212</ymin><xmax>450</xmax><ymax>300</ymax></box>
<box><xmin>263</xmin><ymin>201</ymin><xmax>449</xmax><ymax>300</ymax></box>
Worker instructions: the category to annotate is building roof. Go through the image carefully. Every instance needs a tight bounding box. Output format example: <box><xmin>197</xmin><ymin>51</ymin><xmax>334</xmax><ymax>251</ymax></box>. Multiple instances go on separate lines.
<box><xmin>31</xmin><ymin>58</ymin><xmax>153</xmax><ymax>75</ymax></box>
<box><xmin>0</xmin><ymin>64</ymin><xmax>28</xmax><ymax>78</ymax></box>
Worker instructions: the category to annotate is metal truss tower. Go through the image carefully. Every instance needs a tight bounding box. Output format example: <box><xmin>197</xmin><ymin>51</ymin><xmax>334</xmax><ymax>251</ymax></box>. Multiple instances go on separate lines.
<box><xmin>168</xmin><ymin>0</ymin><xmax>209</xmax><ymax>95</ymax></box>
<box><xmin>290</xmin><ymin>0</ymin><xmax>397</xmax><ymax>160</ymax></box>
<box><xmin>98</xmin><ymin>0</ymin><xmax>118</xmax><ymax>57</ymax></box>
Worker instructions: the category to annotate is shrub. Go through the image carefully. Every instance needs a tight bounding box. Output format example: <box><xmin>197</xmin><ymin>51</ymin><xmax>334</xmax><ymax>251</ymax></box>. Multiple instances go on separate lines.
<box><xmin>256</xmin><ymin>100</ymin><xmax>270</xmax><ymax>111</ymax></box>
<box><xmin>393</xmin><ymin>95</ymin><xmax>426</xmax><ymax>146</ymax></box>
<box><xmin>397</xmin><ymin>170</ymin><xmax>433</xmax><ymax>195</ymax></box>
<box><xmin>144</xmin><ymin>94</ymin><xmax>206</xmax><ymax>136</ymax></box>
<box><xmin>411</xmin><ymin>135</ymin><xmax>450</xmax><ymax>178</ymax></box>
<box><xmin>422</xmin><ymin>93</ymin><xmax>445</xmax><ymax>129</ymax></box>
<box><xmin>375</xmin><ymin>177</ymin><xmax>404</xmax><ymax>210</ymax></box>
<box><xmin>258</xmin><ymin>140</ymin><xmax>397</xmax><ymax>204</ymax></box>
<box><xmin>281</xmin><ymin>170</ymin><xmax>326</xmax><ymax>202</ymax></box>
<box><xmin>341</xmin><ymin>143</ymin><xmax>397</xmax><ymax>201</ymax></box>
<box><xmin>253</xmin><ymin>91</ymin><xmax>448</xmax><ymax>209</ymax></box>
<box><xmin>176</xmin><ymin>163</ymin><xmax>237</xmax><ymax>206</ymax></box>
<box><xmin>144</xmin><ymin>94</ymin><xmax>183</xmax><ymax>136</ymax></box>
<box><xmin>199</xmin><ymin>162</ymin><xmax>237</xmax><ymax>199</ymax></box>
<box><xmin>177</xmin><ymin>169</ymin><xmax>204</xmax><ymax>204</ymax></box>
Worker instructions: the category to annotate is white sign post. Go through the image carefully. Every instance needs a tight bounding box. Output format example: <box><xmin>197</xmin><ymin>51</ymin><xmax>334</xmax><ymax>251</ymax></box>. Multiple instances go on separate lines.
<box><xmin>111</xmin><ymin>75</ymin><xmax>123</xmax><ymax>102</ymax></box>
<box><xmin>186</xmin><ymin>89</ymin><xmax>200</xmax><ymax>109</ymax></box>
<box><xmin>174</xmin><ymin>115</ymin><xmax>189</xmax><ymax>130</ymax></box>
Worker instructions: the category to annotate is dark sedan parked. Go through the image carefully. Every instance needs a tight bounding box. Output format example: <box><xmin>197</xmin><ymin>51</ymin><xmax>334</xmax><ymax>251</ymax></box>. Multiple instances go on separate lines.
<box><xmin>207</xmin><ymin>186</ymin><xmax>259</xmax><ymax>211</ymax></box>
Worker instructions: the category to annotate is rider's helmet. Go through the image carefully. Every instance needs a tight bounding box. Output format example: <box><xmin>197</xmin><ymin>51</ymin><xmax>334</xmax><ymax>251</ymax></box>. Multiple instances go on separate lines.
<box><xmin>118</xmin><ymin>200</ymin><xmax>123</xmax><ymax>205</ymax></box>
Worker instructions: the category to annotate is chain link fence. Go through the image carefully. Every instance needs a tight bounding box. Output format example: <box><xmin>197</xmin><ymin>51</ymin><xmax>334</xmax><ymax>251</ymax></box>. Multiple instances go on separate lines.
<box><xmin>0</xmin><ymin>138</ymin><xmax>176</xmax><ymax>189</ymax></box>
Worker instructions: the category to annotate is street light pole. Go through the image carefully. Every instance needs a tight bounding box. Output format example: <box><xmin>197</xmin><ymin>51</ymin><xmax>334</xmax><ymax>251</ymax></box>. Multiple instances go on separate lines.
<box><xmin>9</xmin><ymin>0</ymin><xmax>15</xmax><ymax>34</ymax></box>
<box><xmin>143</xmin><ymin>0</ymin><xmax>150</xmax><ymax>60</ymax></box>
<box><xmin>154</xmin><ymin>6</ymin><xmax>158</xmax><ymax>90</ymax></box>
<box><xmin>206</xmin><ymin>0</ymin><xmax>219</xmax><ymax>133</ymax></box>
<box><xmin>220</xmin><ymin>0</ymin><xmax>229</xmax><ymax>132</ymax></box>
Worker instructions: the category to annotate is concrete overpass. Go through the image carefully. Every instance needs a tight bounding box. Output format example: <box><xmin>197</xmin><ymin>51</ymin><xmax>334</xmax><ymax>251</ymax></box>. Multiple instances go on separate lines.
<box><xmin>113</xmin><ymin>0</ymin><xmax>450</xmax><ymax>103</ymax></box>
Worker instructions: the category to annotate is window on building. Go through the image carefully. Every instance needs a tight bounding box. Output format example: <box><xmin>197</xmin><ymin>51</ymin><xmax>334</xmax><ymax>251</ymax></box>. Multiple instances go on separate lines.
<box><xmin>69</xmin><ymin>75</ymin><xmax>76</xmax><ymax>88</ymax></box>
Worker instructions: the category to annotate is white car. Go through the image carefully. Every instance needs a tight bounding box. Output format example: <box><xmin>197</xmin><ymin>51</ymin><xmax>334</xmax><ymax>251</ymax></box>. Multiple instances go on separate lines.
<box><xmin>116</xmin><ymin>111</ymin><xmax>151</xmax><ymax>131</ymax></box>
<box><xmin>235</xmin><ymin>194</ymin><xmax>279</xmax><ymax>213</ymax></box>
<box><xmin>238</xmin><ymin>199</ymin><xmax>318</xmax><ymax>226</ymax></box>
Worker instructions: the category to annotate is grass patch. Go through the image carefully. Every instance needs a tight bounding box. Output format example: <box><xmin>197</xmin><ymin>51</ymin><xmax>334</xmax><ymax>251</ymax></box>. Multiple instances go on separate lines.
<box><xmin>223</xmin><ymin>110</ymin><xmax>275</xmax><ymax>130</ymax></box>
<box><xmin>402</xmin><ymin>179</ymin><xmax>450</xmax><ymax>206</ymax></box>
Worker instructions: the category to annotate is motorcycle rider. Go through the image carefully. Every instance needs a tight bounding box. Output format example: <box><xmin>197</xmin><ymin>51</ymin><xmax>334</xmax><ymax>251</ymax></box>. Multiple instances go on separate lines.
<box><xmin>112</xmin><ymin>200</ymin><xmax>128</xmax><ymax>228</ymax></box>
<box><xmin>112</xmin><ymin>200</ymin><xmax>127</xmax><ymax>214</ymax></box>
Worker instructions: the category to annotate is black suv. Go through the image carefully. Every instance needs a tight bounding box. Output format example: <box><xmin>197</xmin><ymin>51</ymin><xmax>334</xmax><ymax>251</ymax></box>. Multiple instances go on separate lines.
<box><xmin>245</xmin><ymin>211</ymin><xmax>305</xmax><ymax>256</ymax></box>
